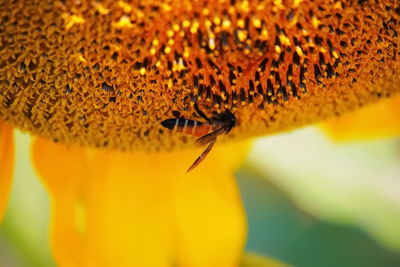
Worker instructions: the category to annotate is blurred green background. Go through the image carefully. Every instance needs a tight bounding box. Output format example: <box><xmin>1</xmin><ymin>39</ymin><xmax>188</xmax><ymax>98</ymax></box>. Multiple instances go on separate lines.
<box><xmin>1</xmin><ymin>128</ymin><xmax>400</xmax><ymax>266</ymax></box>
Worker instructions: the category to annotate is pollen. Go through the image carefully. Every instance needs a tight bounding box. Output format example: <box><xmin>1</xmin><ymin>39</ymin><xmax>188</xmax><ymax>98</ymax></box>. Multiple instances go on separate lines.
<box><xmin>172</xmin><ymin>24</ymin><xmax>180</xmax><ymax>32</ymax></box>
<box><xmin>167</xmin><ymin>30</ymin><xmax>174</xmax><ymax>38</ymax></box>
<box><xmin>0</xmin><ymin>0</ymin><xmax>399</xmax><ymax>151</ymax></box>
<box><xmin>293</xmin><ymin>0</ymin><xmax>303</xmax><ymax>8</ymax></box>
<box><xmin>312</xmin><ymin>16</ymin><xmax>320</xmax><ymax>28</ymax></box>
<box><xmin>94</xmin><ymin>3</ymin><xmax>110</xmax><ymax>15</ymax></box>
<box><xmin>213</xmin><ymin>17</ymin><xmax>222</xmax><ymax>26</ymax></box>
<box><xmin>62</xmin><ymin>13</ymin><xmax>85</xmax><ymax>30</ymax></box>
<box><xmin>164</xmin><ymin>46</ymin><xmax>171</xmax><ymax>54</ymax></box>
<box><xmin>252</xmin><ymin>18</ymin><xmax>262</xmax><ymax>29</ymax></box>
<box><xmin>334</xmin><ymin>2</ymin><xmax>343</xmax><ymax>10</ymax></box>
<box><xmin>222</xmin><ymin>19</ymin><xmax>231</xmax><ymax>29</ymax></box>
<box><xmin>118</xmin><ymin>1</ymin><xmax>133</xmax><ymax>13</ymax></box>
<box><xmin>162</xmin><ymin>3</ymin><xmax>172</xmax><ymax>12</ymax></box>
<box><xmin>237</xmin><ymin>19</ymin><xmax>245</xmax><ymax>29</ymax></box>
<box><xmin>279</xmin><ymin>34</ymin><xmax>291</xmax><ymax>46</ymax></box>
<box><xmin>113</xmin><ymin>16</ymin><xmax>133</xmax><ymax>28</ymax></box>
<box><xmin>182</xmin><ymin>20</ymin><xmax>191</xmax><ymax>28</ymax></box>
<box><xmin>239</xmin><ymin>1</ymin><xmax>250</xmax><ymax>13</ymax></box>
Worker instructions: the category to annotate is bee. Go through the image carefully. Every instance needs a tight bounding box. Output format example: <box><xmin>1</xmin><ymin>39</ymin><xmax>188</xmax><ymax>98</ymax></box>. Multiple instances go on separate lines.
<box><xmin>161</xmin><ymin>104</ymin><xmax>236</xmax><ymax>172</ymax></box>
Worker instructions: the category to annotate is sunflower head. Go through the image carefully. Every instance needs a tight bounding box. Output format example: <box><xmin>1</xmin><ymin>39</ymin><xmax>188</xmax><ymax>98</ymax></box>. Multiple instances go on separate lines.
<box><xmin>1</xmin><ymin>1</ymin><xmax>400</xmax><ymax>266</ymax></box>
<box><xmin>0</xmin><ymin>0</ymin><xmax>399</xmax><ymax>152</ymax></box>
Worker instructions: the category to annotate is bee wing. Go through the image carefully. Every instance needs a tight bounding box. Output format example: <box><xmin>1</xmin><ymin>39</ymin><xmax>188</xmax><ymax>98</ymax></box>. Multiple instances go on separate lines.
<box><xmin>195</xmin><ymin>126</ymin><xmax>226</xmax><ymax>146</ymax></box>
<box><xmin>186</xmin><ymin>138</ymin><xmax>216</xmax><ymax>172</ymax></box>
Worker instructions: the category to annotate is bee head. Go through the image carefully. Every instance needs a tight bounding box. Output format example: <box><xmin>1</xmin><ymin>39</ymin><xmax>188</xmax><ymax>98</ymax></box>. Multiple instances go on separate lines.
<box><xmin>216</xmin><ymin>110</ymin><xmax>236</xmax><ymax>134</ymax></box>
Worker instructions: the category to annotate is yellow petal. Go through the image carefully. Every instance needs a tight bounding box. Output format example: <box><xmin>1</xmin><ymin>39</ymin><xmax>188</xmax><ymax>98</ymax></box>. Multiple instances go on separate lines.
<box><xmin>0</xmin><ymin>121</ymin><xmax>14</xmax><ymax>222</ymax></box>
<box><xmin>241</xmin><ymin>252</ymin><xmax>291</xmax><ymax>267</ymax></box>
<box><xmin>31</xmin><ymin>139</ymin><xmax>94</xmax><ymax>266</ymax></box>
<box><xmin>32</xmin><ymin>137</ymin><xmax>249</xmax><ymax>267</ymax></box>
<box><xmin>321</xmin><ymin>94</ymin><xmax>400</xmax><ymax>141</ymax></box>
<box><xmin>173</xmin><ymin>142</ymin><xmax>248</xmax><ymax>267</ymax></box>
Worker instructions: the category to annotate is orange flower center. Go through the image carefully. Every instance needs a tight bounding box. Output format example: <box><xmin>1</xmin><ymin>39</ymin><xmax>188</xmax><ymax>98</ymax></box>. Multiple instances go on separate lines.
<box><xmin>0</xmin><ymin>0</ymin><xmax>399</xmax><ymax>150</ymax></box>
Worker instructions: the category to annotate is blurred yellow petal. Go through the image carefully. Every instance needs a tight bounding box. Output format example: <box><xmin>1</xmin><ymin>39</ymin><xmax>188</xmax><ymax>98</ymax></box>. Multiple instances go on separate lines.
<box><xmin>321</xmin><ymin>95</ymin><xmax>400</xmax><ymax>141</ymax></box>
<box><xmin>32</xmin><ymin>137</ymin><xmax>249</xmax><ymax>267</ymax></box>
<box><xmin>241</xmin><ymin>253</ymin><xmax>291</xmax><ymax>267</ymax></box>
<box><xmin>174</xmin><ymin>142</ymin><xmax>248</xmax><ymax>267</ymax></box>
<box><xmin>0</xmin><ymin>121</ymin><xmax>14</xmax><ymax>222</ymax></box>
<box><xmin>31</xmin><ymin>138</ymin><xmax>94</xmax><ymax>266</ymax></box>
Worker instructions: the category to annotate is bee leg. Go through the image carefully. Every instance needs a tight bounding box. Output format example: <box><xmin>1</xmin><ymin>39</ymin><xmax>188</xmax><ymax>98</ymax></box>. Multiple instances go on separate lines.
<box><xmin>194</xmin><ymin>103</ymin><xmax>212</xmax><ymax>123</ymax></box>
<box><xmin>186</xmin><ymin>138</ymin><xmax>216</xmax><ymax>172</ymax></box>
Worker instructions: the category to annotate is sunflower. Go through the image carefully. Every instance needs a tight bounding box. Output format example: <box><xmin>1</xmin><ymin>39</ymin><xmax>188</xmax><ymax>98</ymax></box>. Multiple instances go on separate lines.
<box><xmin>0</xmin><ymin>0</ymin><xmax>399</xmax><ymax>266</ymax></box>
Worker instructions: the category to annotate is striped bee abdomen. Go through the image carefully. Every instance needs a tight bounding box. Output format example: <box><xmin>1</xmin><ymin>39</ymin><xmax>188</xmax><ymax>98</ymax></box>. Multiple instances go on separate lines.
<box><xmin>161</xmin><ymin>118</ymin><xmax>181</xmax><ymax>130</ymax></box>
<box><xmin>161</xmin><ymin>118</ymin><xmax>212</xmax><ymax>136</ymax></box>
